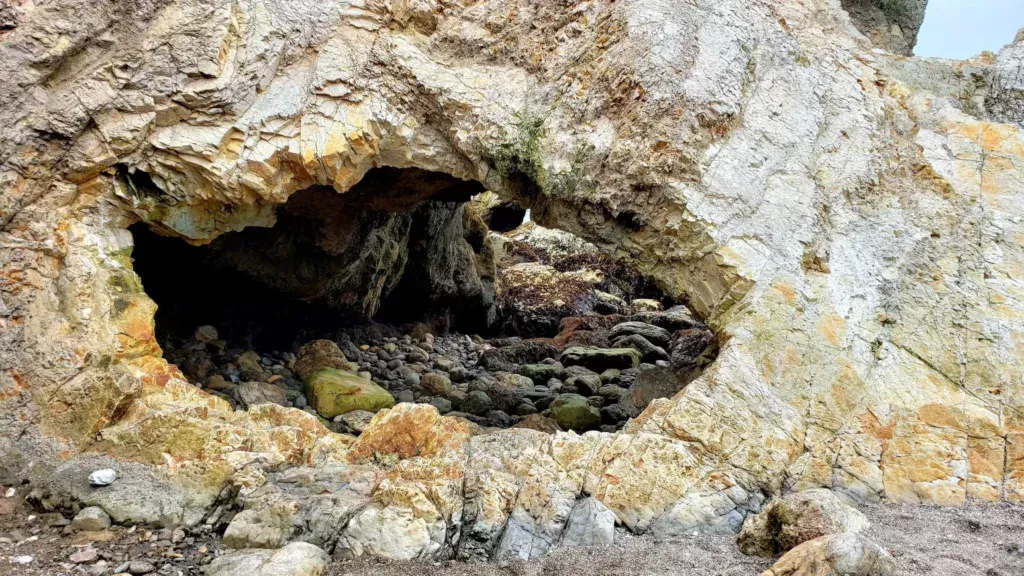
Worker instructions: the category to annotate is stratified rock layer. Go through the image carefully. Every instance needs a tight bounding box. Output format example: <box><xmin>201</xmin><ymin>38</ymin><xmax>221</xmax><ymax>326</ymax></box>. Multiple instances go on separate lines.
<box><xmin>1</xmin><ymin>0</ymin><xmax>1023</xmax><ymax>563</ymax></box>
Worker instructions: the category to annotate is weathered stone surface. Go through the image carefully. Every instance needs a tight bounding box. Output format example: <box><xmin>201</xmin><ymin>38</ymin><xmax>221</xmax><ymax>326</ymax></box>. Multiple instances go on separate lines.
<box><xmin>207</xmin><ymin>542</ymin><xmax>330</xmax><ymax>576</ymax></box>
<box><xmin>513</xmin><ymin>414</ymin><xmax>563</xmax><ymax>434</ymax></box>
<box><xmin>235</xmin><ymin>382</ymin><xmax>289</xmax><ymax>410</ymax></box>
<box><xmin>620</xmin><ymin>368</ymin><xmax>691</xmax><ymax>417</ymax></box>
<box><xmin>760</xmin><ymin>533</ymin><xmax>895</xmax><ymax>576</ymax></box>
<box><xmin>304</xmin><ymin>369</ymin><xmax>395</xmax><ymax>419</ymax></box>
<box><xmin>70</xmin><ymin>507</ymin><xmax>111</xmax><ymax>532</ymax></box>
<box><xmin>223</xmin><ymin>508</ymin><xmax>293</xmax><ymax>550</ymax></box>
<box><xmin>739</xmin><ymin>489</ymin><xmax>870</xmax><ymax>557</ymax></box>
<box><xmin>497</xmin><ymin>263</ymin><xmax>603</xmax><ymax>336</ymax></box>
<box><xmin>549</xmin><ymin>394</ymin><xmax>601</xmax><ymax>432</ymax></box>
<box><xmin>560</xmin><ymin>347</ymin><xmax>641</xmax><ymax>372</ymax></box>
<box><xmin>561</xmin><ymin>497</ymin><xmax>616</xmax><ymax>548</ymax></box>
<box><xmin>294</xmin><ymin>341</ymin><xmax>356</xmax><ymax>382</ymax></box>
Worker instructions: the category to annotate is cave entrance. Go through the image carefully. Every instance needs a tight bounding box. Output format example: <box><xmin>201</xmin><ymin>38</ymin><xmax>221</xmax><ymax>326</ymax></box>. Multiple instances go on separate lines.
<box><xmin>128</xmin><ymin>166</ymin><xmax>493</xmax><ymax>374</ymax></box>
<box><xmin>125</xmin><ymin>166</ymin><xmax>716</xmax><ymax>433</ymax></box>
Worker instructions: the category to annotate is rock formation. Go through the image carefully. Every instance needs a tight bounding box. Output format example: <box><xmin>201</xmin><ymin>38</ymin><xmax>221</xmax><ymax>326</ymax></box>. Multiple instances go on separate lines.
<box><xmin>1</xmin><ymin>0</ymin><xmax>1023</xmax><ymax>565</ymax></box>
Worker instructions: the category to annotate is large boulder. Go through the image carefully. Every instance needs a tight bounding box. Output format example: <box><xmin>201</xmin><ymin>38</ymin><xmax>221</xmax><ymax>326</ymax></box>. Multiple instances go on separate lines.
<box><xmin>760</xmin><ymin>533</ymin><xmax>895</xmax><ymax>576</ymax></box>
<box><xmin>478</xmin><ymin>340</ymin><xmax>560</xmax><ymax>372</ymax></box>
<box><xmin>294</xmin><ymin>340</ymin><xmax>357</xmax><ymax>381</ymax></box>
<box><xmin>206</xmin><ymin>542</ymin><xmax>330</xmax><ymax>576</ymax></box>
<box><xmin>609</xmin><ymin>322</ymin><xmax>672</xmax><ymax>347</ymax></box>
<box><xmin>549</xmin><ymin>394</ymin><xmax>601</xmax><ymax>432</ymax></box>
<box><xmin>560</xmin><ymin>347</ymin><xmax>641</xmax><ymax>372</ymax></box>
<box><xmin>223</xmin><ymin>508</ymin><xmax>294</xmax><ymax>549</ymax></box>
<box><xmin>303</xmin><ymin>369</ymin><xmax>395</xmax><ymax>419</ymax></box>
<box><xmin>620</xmin><ymin>368</ymin><xmax>691</xmax><ymax>417</ymax></box>
<box><xmin>739</xmin><ymin>489</ymin><xmax>870</xmax><ymax>557</ymax></box>
<box><xmin>234</xmin><ymin>382</ymin><xmax>289</xmax><ymax>409</ymax></box>
<box><xmin>497</xmin><ymin>263</ymin><xmax>603</xmax><ymax>336</ymax></box>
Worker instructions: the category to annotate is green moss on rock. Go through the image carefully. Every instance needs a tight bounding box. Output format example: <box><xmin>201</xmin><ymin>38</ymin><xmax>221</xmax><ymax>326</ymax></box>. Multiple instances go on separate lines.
<box><xmin>304</xmin><ymin>369</ymin><xmax>395</xmax><ymax>419</ymax></box>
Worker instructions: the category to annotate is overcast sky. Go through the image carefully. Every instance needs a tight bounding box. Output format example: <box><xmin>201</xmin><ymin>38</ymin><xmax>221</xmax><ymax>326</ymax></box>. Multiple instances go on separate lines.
<box><xmin>915</xmin><ymin>0</ymin><xmax>1024</xmax><ymax>59</ymax></box>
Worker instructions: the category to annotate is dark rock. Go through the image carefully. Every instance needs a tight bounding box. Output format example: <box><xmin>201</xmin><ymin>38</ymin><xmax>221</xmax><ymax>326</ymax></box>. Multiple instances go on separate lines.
<box><xmin>549</xmin><ymin>394</ymin><xmax>601</xmax><ymax>432</ymax></box>
<box><xmin>631</xmin><ymin>305</ymin><xmax>704</xmax><ymax>332</ymax></box>
<box><xmin>669</xmin><ymin>328</ymin><xmax>714</xmax><ymax>370</ymax></box>
<box><xmin>513</xmin><ymin>414</ymin><xmax>563</xmax><ymax>434</ymax></box>
<box><xmin>520</xmin><ymin>363</ymin><xmax>563</xmax><ymax>384</ymax></box>
<box><xmin>461</xmin><ymin>390</ymin><xmax>493</xmax><ymax>415</ymax></box>
<box><xmin>610</xmin><ymin>321</ymin><xmax>672</xmax><ymax>347</ymax></box>
<box><xmin>566</xmin><ymin>373</ymin><xmax>602</xmax><ymax>396</ymax></box>
<box><xmin>620</xmin><ymin>367</ymin><xmax>691</xmax><ymax>417</ymax></box>
<box><xmin>560</xmin><ymin>347</ymin><xmax>641</xmax><ymax>372</ymax></box>
<box><xmin>600</xmin><ymin>403</ymin><xmax>630</xmax><ymax>424</ymax></box>
<box><xmin>478</xmin><ymin>340</ymin><xmax>560</xmax><ymax>372</ymax></box>
<box><xmin>611</xmin><ymin>334</ymin><xmax>668</xmax><ymax>363</ymax></box>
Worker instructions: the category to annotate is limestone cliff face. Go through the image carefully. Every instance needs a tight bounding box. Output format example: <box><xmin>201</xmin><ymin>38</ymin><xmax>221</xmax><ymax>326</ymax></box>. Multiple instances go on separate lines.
<box><xmin>1</xmin><ymin>0</ymin><xmax>1023</xmax><ymax>561</ymax></box>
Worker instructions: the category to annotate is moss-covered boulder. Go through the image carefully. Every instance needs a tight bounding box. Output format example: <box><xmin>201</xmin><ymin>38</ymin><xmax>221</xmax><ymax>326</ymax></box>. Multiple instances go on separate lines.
<box><xmin>519</xmin><ymin>363</ymin><xmax>563</xmax><ymax>384</ymax></box>
<box><xmin>304</xmin><ymin>369</ymin><xmax>395</xmax><ymax>419</ymax></box>
<box><xmin>549</xmin><ymin>393</ymin><xmax>601</xmax><ymax>432</ymax></box>
<box><xmin>559</xmin><ymin>347</ymin><xmax>641</xmax><ymax>372</ymax></box>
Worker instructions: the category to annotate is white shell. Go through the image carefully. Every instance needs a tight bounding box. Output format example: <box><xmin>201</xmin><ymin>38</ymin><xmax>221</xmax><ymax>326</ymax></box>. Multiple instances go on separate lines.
<box><xmin>88</xmin><ymin>469</ymin><xmax>117</xmax><ymax>486</ymax></box>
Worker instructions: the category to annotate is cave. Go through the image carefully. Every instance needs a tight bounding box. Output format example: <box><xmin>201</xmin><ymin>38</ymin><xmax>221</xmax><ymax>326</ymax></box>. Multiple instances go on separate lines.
<box><xmin>129</xmin><ymin>167</ymin><xmax>493</xmax><ymax>352</ymax></box>
<box><xmin>126</xmin><ymin>165</ymin><xmax>714</xmax><ymax>432</ymax></box>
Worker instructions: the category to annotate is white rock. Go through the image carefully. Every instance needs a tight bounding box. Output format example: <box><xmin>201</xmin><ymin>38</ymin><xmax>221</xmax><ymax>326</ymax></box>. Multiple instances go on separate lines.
<box><xmin>206</xmin><ymin>542</ymin><xmax>330</xmax><ymax>576</ymax></box>
<box><xmin>11</xmin><ymin>555</ymin><xmax>33</xmax><ymax>565</ymax></box>
<box><xmin>88</xmin><ymin>469</ymin><xmax>117</xmax><ymax>486</ymax></box>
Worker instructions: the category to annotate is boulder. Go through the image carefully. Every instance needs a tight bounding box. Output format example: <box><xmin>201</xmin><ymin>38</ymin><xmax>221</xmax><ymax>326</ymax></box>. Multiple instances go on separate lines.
<box><xmin>420</xmin><ymin>372</ymin><xmax>453</xmax><ymax>396</ymax></box>
<box><xmin>519</xmin><ymin>363</ymin><xmax>563</xmax><ymax>384</ymax></box>
<box><xmin>333</xmin><ymin>410</ymin><xmax>376</xmax><ymax>434</ymax></box>
<box><xmin>234</xmin><ymin>382</ymin><xmax>289</xmax><ymax>409</ymax></box>
<box><xmin>609</xmin><ymin>322</ymin><xmax>672</xmax><ymax>347</ymax></box>
<box><xmin>70</xmin><ymin>507</ymin><xmax>111</xmax><ymax>532</ymax></box>
<box><xmin>461</xmin><ymin>390</ymin><xmax>493</xmax><ymax>416</ymax></box>
<box><xmin>668</xmin><ymin>328</ymin><xmax>714</xmax><ymax>370</ymax></box>
<box><xmin>207</xmin><ymin>542</ymin><xmax>330</xmax><ymax>576</ymax></box>
<box><xmin>468</xmin><ymin>373</ymin><xmax>534</xmax><ymax>412</ymax></box>
<box><xmin>497</xmin><ymin>263</ymin><xmax>603</xmax><ymax>336</ymax></box>
<box><xmin>304</xmin><ymin>369</ymin><xmax>395</xmax><ymax>419</ymax></box>
<box><xmin>294</xmin><ymin>340</ymin><xmax>358</xmax><ymax>381</ymax></box>
<box><xmin>513</xmin><ymin>414</ymin><xmax>563</xmax><ymax>434</ymax></box>
<box><xmin>620</xmin><ymin>367</ymin><xmax>691</xmax><ymax>417</ymax></box>
<box><xmin>565</xmin><ymin>373</ymin><xmax>602</xmax><ymax>396</ymax></box>
<box><xmin>739</xmin><ymin>489</ymin><xmax>870</xmax><ymax>557</ymax></box>
<box><xmin>549</xmin><ymin>394</ymin><xmax>601</xmax><ymax>432</ymax></box>
<box><xmin>631</xmin><ymin>306</ymin><xmax>704</xmax><ymax>332</ymax></box>
<box><xmin>560</xmin><ymin>347</ymin><xmax>641</xmax><ymax>372</ymax></box>
<box><xmin>760</xmin><ymin>533</ymin><xmax>895</xmax><ymax>576</ymax></box>
<box><xmin>478</xmin><ymin>340</ymin><xmax>560</xmax><ymax>372</ymax></box>
<box><xmin>561</xmin><ymin>497</ymin><xmax>616</xmax><ymax>548</ymax></box>
<box><xmin>611</xmin><ymin>334</ymin><xmax>668</xmax><ymax>363</ymax></box>
<box><xmin>223</xmin><ymin>508</ymin><xmax>293</xmax><ymax>549</ymax></box>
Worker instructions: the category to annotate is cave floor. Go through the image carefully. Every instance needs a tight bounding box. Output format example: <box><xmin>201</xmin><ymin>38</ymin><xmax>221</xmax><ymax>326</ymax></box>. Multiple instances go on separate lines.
<box><xmin>2</xmin><ymin>489</ymin><xmax>1020</xmax><ymax>576</ymax></box>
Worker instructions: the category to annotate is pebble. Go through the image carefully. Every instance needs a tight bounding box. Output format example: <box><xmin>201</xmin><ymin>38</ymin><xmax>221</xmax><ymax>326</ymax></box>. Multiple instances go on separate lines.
<box><xmin>128</xmin><ymin>560</ymin><xmax>157</xmax><ymax>574</ymax></box>
<box><xmin>70</xmin><ymin>547</ymin><xmax>99</xmax><ymax>563</ymax></box>
<box><xmin>11</xmin><ymin>555</ymin><xmax>33</xmax><ymax>565</ymax></box>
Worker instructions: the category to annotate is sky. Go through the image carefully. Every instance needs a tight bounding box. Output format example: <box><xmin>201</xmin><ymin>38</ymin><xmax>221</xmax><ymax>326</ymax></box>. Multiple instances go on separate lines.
<box><xmin>915</xmin><ymin>0</ymin><xmax>1024</xmax><ymax>59</ymax></box>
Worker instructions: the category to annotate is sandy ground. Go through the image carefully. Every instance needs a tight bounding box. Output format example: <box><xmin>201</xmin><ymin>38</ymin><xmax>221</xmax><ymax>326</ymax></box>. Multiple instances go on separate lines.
<box><xmin>330</xmin><ymin>502</ymin><xmax>1024</xmax><ymax>576</ymax></box>
<box><xmin>2</xmin><ymin>492</ymin><xmax>1021</xmax><ymax>576</ymax></box>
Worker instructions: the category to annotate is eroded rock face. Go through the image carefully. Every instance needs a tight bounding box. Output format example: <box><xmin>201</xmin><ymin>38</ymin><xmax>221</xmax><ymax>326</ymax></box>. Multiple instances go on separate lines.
<box><xmin>1</xmin><ymin>0</ymin><xmax>1023</xmax><ymax>564</ymax></box>
<box><xmin>840</xmin><ymin>0</ymin><xmax>929</xmax><ymax>56</ymax></box>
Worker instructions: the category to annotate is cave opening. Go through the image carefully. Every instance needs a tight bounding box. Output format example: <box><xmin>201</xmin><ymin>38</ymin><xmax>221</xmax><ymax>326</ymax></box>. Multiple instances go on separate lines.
<box><xmin>125</xmin><ymin>166</ymin><xmax>716</xmax><ymax>432</ymax></box>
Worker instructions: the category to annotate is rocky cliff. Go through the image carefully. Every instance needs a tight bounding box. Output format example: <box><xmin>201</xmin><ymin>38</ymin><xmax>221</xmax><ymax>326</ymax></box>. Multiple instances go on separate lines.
<box><xmin>1</xmin><ymin>0</ymin><xmax>1022</xmax><ymax>564</ymax></box>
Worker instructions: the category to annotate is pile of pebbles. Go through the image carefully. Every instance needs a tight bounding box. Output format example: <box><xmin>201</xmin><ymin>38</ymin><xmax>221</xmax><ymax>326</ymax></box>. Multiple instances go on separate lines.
<box><xmin>162</xmin><ymin>304</ymin><xmax>715</xmax><ymax>435</ymax></box>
